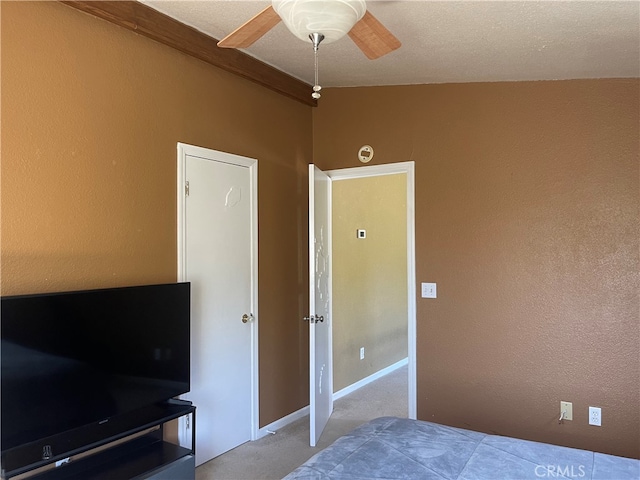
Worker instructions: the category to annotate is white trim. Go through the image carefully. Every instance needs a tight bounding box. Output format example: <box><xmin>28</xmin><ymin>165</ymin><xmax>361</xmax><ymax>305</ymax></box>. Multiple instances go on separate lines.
<box><xmin>327</xmin><ymin>174</ymin><xmax>334</xmax><ymax>420</ymax></box>
<box><xmin>326</xmin><ymin>161</ymin><xmax>417</xmax><ymax>420</ymax></box>
<box><xmin>333</xmin><ymin>358</ymin><xmax>409</xmax><ymax>402</ymax></box>
<box><xmin>176</xmin><ymin>143</ymin><xmax>260</xmax><ymax>446</ymax></box>
<box><xmin>256</xmin><ymin>406</ymin><xmax>311</xmax><ymax>439</ymax></box>
<box><xmin>326</xmin><ymin>161</ymin><xmax>413</xmax><ymax>181</ymax></box>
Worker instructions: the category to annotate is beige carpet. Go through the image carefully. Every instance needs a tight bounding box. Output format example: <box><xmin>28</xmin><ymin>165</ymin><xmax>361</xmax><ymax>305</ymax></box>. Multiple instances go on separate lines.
<box><xmin>195</xmin><ymin>364</ymin><xmax>408</xmax><ymax>480</ymax></box>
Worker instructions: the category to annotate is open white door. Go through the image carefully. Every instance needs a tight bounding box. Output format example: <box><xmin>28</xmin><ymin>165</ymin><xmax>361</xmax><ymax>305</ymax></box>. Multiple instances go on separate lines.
<box><xmin>308</xmin><ymin>164</ymin><xmax>333</xmax><ymax>447</ymax></box>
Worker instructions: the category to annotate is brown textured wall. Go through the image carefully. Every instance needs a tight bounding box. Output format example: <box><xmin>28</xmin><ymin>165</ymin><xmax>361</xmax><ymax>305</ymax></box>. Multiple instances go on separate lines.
<box><xmin>313</xmin><ymin>80</ymin><xmax>639</xmax><ymax>458</ymax></box>
<box><xmin>1</xmin><ymin>1</ymin><xmax>311</xmax><ymax>426</ymax></box>
<box><xmin>332</xmin><ymin>174</ymin><xmax>408</xmax><ymax>391</ymax></box>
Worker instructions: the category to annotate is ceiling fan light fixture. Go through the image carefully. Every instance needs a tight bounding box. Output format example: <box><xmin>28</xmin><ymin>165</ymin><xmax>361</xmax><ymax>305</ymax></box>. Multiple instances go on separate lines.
<box><xmin>272</xmin><ymin>0</ymin><xmax>367</xmax><ymax>44</ymax></box>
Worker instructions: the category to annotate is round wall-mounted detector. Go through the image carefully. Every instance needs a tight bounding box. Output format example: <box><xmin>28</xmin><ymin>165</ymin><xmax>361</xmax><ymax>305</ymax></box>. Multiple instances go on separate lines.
<box><xmin>358</xmin><ymin>145</ymin><xmax>374</xmax><ymax>163</ymax></box>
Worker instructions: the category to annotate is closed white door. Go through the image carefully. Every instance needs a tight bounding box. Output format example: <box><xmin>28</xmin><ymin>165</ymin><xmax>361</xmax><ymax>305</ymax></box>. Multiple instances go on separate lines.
<box><xmin>177</xmin><ymin>144</ymin><xmax>258</xmax><ymax>466</ymax></box>
<box><xmin>308</xmin><ymin>164</ymin><xmax>333</xmax><ymax>446</ymax></box>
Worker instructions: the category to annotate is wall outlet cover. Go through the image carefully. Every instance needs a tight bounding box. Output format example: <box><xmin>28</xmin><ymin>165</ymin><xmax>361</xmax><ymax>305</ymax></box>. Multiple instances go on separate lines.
<box><xmin>421</xmin><ymin>282</ymin><xmax>437</xmax><ymax>298</ymax></box>
<box><xmin>589</xmin><ymin>406</ymin><xmax>601</xmax><ymax>426</ymax></box>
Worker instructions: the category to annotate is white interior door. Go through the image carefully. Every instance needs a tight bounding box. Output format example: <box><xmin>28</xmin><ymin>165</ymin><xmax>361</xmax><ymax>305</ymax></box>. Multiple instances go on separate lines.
<box><xmin>308</xmin><ymin>164</ymin><xmax>333</xmax><ymax>446</ymax></box>
<box><xmin>177</xmin><ymin>144</ymin><xmax>258</xmax><ymax>466</ymax></box>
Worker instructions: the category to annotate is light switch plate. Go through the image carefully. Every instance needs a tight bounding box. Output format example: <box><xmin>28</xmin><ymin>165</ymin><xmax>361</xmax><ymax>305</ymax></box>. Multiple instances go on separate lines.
<box><xmin>421</xmin><ymin>283</ymin><xmax>437</xmax><ymax>298</ymax></box>
<box><xmin>560</xmin><ymin>401</ymin><xmax>573</xmax><ymax>421</ymax></box>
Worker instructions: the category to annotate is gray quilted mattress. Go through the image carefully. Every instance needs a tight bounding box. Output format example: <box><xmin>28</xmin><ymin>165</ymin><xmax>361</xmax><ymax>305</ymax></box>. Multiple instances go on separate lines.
<box><xmin>283</xmin><ymin>417</ymin><xmax>640</xmax><ymax>480</ymax></box>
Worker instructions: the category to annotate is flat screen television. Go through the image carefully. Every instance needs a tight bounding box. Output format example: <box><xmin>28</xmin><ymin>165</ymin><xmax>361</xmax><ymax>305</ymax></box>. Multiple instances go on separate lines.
<box><xmin>1</xmin><ymin>282</ymin><xmax>190</xmax><ymax>460</ymax></box>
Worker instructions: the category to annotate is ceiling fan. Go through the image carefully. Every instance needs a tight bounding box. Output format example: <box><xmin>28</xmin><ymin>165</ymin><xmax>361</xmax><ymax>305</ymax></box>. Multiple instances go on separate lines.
<box><xmin>217</xmin><ymin>0</ymin><xmax>401</xmax><ymax>99</ymax></box>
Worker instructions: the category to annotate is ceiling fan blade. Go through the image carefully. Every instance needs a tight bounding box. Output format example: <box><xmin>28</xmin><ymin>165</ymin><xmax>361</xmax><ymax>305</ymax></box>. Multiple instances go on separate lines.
<box><xmin>217</xmin><ymin>5</ymin><xmax>281</xmax><ymax>48</ymax></box>
<box><xmin>348</xmin><ymin>10</ymin><xmax>401</xmax><ymax>60</ymax></box>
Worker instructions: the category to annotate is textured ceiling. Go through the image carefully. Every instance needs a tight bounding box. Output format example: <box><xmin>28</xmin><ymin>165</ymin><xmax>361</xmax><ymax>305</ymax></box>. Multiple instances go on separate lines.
<box><xmin>141</xmin><ymin>0</ymin><xmax>640</xmax><ymax>87</ymax></box>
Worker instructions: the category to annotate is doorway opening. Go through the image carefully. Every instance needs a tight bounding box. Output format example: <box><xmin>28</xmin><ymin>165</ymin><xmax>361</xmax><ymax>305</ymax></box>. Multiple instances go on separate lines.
<box><xmin>327</xmin><ymin>161</ymin><xmax>416</xmax><ymax>419</ymax></box>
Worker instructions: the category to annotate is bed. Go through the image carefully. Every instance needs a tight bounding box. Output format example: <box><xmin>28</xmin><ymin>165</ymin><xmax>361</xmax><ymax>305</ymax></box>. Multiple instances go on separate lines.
<box><xmin>283</xmin><ymin>417</ymin><xmax>640</xmax><ymax>480</ymax></box>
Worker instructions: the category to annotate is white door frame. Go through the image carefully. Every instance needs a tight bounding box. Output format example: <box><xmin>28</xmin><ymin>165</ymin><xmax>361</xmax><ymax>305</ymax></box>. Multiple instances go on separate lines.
<box><xmin>176</xmin><ymin>142</ymin><xmax>260</xmax><ymax>442</ymax></box>
<box><xmin>326</xmin><ymin>161</ymin><xmax>417</xmax><ymax>419</ymax></box>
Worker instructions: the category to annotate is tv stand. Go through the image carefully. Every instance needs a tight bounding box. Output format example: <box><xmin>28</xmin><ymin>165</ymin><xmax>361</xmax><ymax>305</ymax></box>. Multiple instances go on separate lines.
<box><xmin>2</xmin><ymin>401</ymin><xmax>195</xmax><ymax>480</ymax></box>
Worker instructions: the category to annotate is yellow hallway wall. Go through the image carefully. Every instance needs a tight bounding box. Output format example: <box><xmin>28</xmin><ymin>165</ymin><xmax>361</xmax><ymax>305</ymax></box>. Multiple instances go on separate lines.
<box><xmin>313</xmin><ymin>80</ymin><xmax>639</xmax><ymax>459</ymax></box>
<box><xmin>332</xmin><ymin>174</ymin><xmax>408</xmax><ymax>391</ymax></box>
<box><xmin>1</xmin><ymin>1</ymin><xmax>311</xmax><ymax>426</ymax></box>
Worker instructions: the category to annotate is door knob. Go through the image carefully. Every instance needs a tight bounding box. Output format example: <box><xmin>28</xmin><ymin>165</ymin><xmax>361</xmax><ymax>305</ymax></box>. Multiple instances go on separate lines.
<box><xmin>242</xmin><ymin>313</ymin><xmax>254</xmax><ymax>324</ymax></box>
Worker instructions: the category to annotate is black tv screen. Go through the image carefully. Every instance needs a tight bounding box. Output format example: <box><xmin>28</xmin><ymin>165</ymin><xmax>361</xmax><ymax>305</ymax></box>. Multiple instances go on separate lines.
<box><xmin>1</xmin><ymin>282</ymin><xmax>190</xmax><ymax>453</ymax></box>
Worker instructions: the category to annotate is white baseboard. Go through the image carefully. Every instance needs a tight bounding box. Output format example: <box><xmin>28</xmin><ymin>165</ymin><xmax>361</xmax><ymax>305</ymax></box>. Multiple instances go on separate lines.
<box><xmin>257</xmin><ymin>405</ymin><xmax>310</xmax><ymax>439</ymax></box>
<box><xmin>333</xmin><ymin>357</ymin><xmax>408</xmax><ymax>402</ymax></box>
<box><xmin>256</xmin><ymin>357</ymin><xmax>408</xmax><ymax>439</ymax></box>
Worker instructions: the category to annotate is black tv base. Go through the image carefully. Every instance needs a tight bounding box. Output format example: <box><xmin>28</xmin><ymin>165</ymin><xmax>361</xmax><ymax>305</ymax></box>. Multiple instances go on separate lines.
<box><xmin>1</xmin><ymin>401</ymin><xmax>195</xmax><ymax>480</ymax></box>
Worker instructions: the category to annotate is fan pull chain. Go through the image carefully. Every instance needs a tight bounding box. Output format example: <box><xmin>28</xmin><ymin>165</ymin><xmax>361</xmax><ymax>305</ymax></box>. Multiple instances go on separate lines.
<box><xmin>309</xmin><ymin>33</ymin><xmax>324</xmax><ymax>100</ymax></box>
<box><xmin>313</xmin><ymin>48</ymin><xmax>321</xmax><ymax>99</ymax></box>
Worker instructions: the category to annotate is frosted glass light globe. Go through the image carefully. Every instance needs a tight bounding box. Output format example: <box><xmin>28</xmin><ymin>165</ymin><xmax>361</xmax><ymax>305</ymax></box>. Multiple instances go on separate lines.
<box><xmin>272</xmin><ymin>0</ymin><xmax>366</xmax><ymax>44</ymax></box>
